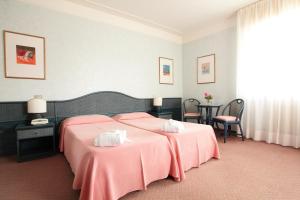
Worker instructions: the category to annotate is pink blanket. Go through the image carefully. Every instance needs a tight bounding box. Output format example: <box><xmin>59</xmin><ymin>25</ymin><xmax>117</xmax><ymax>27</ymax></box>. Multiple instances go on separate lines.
<box><xmin>113</xmin><ymin>112</ymin><xmax>220</xmax><ymax>180</ymax></box>
<box><xmin>59</xmin><ymin>115</ymin><xmax>180</xmax><ymax>200</ymax></box>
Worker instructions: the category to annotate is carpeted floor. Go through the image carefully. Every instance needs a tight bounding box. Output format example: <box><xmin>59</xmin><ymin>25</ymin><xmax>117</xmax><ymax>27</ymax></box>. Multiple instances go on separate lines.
<box><xmin>1</xmin><ymin>136</ymin><xmax>300</xmax><ymax>200</ymax></box>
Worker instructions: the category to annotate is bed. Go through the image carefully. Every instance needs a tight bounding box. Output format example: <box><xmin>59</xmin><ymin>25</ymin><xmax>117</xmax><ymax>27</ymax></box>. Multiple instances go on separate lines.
<box><xmin>59</xmin><ymin>115</ymin><xmax>180</xmax><ymax>200</ymax></box>
<box><xmin>112</xmin><ymin>112</ymin><xmax>220</xmax><ymax>180</ymax></box>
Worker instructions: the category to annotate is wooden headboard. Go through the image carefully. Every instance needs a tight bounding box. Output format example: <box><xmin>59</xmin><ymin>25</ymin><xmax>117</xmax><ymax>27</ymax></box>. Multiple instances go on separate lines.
<box><xmin>0</xmin><ymin>91</ymin><xmax>182</xmax><ymax>155</ymax></box>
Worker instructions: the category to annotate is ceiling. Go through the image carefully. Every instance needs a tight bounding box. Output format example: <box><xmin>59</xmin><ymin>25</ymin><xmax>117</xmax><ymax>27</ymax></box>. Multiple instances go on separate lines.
<box><xmin>67</xmin><ymin>0</ymin><xmax>257</xmax><ymax>35</ymax></box>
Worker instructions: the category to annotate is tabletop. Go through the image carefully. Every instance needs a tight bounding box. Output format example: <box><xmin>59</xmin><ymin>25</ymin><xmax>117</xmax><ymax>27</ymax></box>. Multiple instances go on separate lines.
<box><xmin>197</xmin><ymin>104</ymin><xmax>223</xmax><ymax>108</ymax></box>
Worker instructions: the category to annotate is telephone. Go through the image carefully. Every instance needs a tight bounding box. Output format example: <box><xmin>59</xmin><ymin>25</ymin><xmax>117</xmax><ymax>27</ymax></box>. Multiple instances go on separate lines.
<box><xmin>31</xmin><ymin>118</ymin><xmax>49</xmax><ymax>125</ymax></box>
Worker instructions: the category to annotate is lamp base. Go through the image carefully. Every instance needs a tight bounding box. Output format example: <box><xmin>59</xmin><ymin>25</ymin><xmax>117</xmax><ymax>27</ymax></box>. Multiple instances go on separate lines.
<box><xmin>27</xmin><ymin>113</ymin><xmax>44</xmax><ymax>125</ymax></box>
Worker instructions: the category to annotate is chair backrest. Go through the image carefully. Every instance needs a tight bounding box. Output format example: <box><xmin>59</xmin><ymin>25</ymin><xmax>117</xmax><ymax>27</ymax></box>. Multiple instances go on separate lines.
<box><xmin>221</xmin><ymin>99</ymin><xmax>244</xmax><ymax>120</ymax></box>
<box><xmin>183</xmin><ymin>98</ymin><xmax>200</xmax><ymax>114</ymax></box>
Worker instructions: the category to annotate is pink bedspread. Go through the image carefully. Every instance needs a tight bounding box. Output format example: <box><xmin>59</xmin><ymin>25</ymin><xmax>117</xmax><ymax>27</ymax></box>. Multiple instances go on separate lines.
<box><xmin>113</xmin><ymin>113</ymin><xmax>220</xmax><ymax>180</ymax></box>
<box><xmin>59</xmin><ymin>115</ymin><xmax>180</xmax><ymax>200</ymax></box>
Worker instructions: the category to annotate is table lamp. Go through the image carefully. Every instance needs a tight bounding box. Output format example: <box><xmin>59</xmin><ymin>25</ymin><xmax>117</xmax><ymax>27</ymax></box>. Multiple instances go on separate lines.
<box><xmin>27</xmin><ymin>95</ymin><xmax>48</xmax><ymax>125</ymax></box>
<box><xmin>153</xmin><ymin>97</ymin><xmax>163</xmax><ymax>112</ymax></box>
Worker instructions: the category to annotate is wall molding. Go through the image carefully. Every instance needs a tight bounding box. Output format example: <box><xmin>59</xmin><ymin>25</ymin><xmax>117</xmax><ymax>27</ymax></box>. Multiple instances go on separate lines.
<box><xmin>17</xmin><ymin>0</ymin><xmax>238</xmax><ymax>44</ymax></box>
<box><xmin>71</xmin><ymin>0</ymin><xmax>182</xmax><ymax>35</ymax></box>
<box><xmin>183</xmin><ymin>17</ymin><xmax>236</xmax><ymax>43</ymax></box>
<box><xmin>18</xmin><ymin>0</ymin><xmax>182</xmax><ymax>44</ymax></box>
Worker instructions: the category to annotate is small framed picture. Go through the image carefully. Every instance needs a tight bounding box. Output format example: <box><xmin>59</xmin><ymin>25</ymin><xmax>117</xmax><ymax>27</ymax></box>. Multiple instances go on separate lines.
<box><xmin>4</xmin><ymin>30</ymin><xmax>46</xmax><ymax>80</ymax></box>
<box><xmin>159</xmin><ymin>57</ymin><xmax>174</xmax><ymax>84</ymax></box>
<box><xmin>197</xmin><ymin>54</ymin><xmax>215</xmax><ymax>84</ymax></box>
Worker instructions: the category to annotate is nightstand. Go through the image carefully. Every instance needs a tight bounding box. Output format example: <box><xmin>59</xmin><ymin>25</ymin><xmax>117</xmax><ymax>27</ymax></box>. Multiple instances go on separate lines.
<box><xmin>149</xmin><ymin>111</ymin><xmax>173</xmax><ymax>119</ymax></box>
<box><xmin>16</xmin><ymin>123</ymin><xmax>55</xmax><ymax>162</ymax></box>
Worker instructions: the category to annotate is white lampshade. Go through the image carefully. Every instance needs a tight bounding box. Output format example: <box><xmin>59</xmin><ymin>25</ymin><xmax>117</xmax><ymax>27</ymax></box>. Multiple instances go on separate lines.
<box><xmin>153</xmin><ymin>97</ymin><xmax>163</xmax><ymax>106</ymax></box>
<box><xmin>27</xmin><ymin>95</ymin><xmax>47</xmax><ymax>114</ymax></box>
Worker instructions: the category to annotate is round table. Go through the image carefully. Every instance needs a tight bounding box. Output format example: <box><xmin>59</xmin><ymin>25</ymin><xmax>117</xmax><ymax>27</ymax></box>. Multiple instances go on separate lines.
<box><xmin>197</xmin><ymin>104</ymin><xmax>223</xmax><ymax>125</ymax></box>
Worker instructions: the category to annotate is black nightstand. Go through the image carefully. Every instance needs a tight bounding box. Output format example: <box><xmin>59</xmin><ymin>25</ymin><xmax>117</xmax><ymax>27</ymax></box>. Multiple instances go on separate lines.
<box><xmin>149</xmin><ymin>111</ymin><xmax>173</xmax><ymax>119</ymax></box>
<box><xmin>16</xmin><ymin>123</ymin><xmax>55</xmax><ymax>162</ymax></box>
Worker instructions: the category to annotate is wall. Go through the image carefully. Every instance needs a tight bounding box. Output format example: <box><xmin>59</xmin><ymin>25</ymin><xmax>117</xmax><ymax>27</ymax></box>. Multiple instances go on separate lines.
<box><xmin>0</xmin><ymin>0</ymin><xmax>183</xmax><ymax>101</ymax></box>
<box><xmin>183</xmin><ymin>27</ymin><xmax>237</xmax><ymax>105</ymax></box>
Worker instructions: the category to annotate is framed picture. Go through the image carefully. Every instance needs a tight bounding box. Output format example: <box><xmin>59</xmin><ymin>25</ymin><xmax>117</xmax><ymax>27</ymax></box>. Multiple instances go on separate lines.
<box><xmin>197</xmin><ymin>54</ymin><xmax>215</xmax><ymax>84</ymax></box>
<box><xmin>159</xmin><ymin>57</ymin><xmax>173</xmax><ymax>84</ymax></box>
<box><xmin>3</xmin><ymin>30</ymin><xmax>46</xmax><ymax>80</ymax></box>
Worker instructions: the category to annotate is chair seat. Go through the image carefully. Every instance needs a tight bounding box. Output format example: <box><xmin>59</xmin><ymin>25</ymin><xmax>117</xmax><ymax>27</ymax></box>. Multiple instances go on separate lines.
<box><xmin>214</xmin><ymin>115</ymin><xmax>238</xmax><ymax>122</ymax></box>
<box><xmin>184</xmin><ymin>112</ymin><xmax>201</xmax><ymax>117</ymax></box>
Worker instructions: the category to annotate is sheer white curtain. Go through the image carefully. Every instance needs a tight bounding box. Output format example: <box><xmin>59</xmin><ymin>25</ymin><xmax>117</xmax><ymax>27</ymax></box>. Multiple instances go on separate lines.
<box><xmin>237</xmin><ymin>0</ymin><xmax>300</xmax><ymax>148</ymax></box>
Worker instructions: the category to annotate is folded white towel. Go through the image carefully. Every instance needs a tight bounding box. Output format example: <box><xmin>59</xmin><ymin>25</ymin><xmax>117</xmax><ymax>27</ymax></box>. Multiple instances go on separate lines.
<box><xmin>163</xmin><ymin>119</ymin><xmax>185</xmax><ymax>133</ymax></box>
<box><xmin>94</xmin><ymin>130</ymin><xmax>127</xmax><ymax>147</ymax></box>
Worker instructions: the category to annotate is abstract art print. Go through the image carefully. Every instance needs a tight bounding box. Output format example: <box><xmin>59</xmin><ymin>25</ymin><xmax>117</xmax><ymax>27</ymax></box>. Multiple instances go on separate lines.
<box><xmin>159</xmin><ymin>57</ymin><xmax>173</xmax><ymax>84</ymax></box>
<box><xmin>4</xmin><ymin>31</ymin><xmax>46</xmax><ymax>79</ymax></box>
<box><xmin>16</xmin><ymin>45</ymin><xmax>36</xmax><ymax>65</ymax></box>
<box><xmin>197</xmin><ymin>54</ymin><xmax>215</xmax><ymax>84</ymax></box>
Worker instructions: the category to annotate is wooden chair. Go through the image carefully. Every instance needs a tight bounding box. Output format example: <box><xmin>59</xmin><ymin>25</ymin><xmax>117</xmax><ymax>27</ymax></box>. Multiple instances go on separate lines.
<box><xmin>183</xmin><ymin>98</ymin><xmax>203</xmax><ymax>123</ymax></box>
<box><xmin>213</xmin><ymin>99</ymin><xmax>245</xmax><ymax>143</ymax></box>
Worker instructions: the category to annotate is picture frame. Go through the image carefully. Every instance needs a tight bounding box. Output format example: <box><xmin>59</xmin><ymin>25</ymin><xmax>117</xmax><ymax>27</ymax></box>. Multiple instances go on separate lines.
<box><xmin>159</xmin><ymin>57</ymin><xmax>174</xmax><ymax>84</ymax></box>
<box><xmin>197</xmin><ymin>54</ymin><xmax>215</xmax><ymax>84</ymax></box>
<box><xmin>3</xmin><ymin>30</ymin><xmax>46</xmax><ymax>80</ymax></box>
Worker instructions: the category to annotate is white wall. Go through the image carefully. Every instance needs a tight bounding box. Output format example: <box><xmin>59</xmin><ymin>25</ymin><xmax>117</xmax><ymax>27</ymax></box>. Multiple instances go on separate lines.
<box><xmin>183</xmin><ymin>27</ymin><xmax>237</xmax><ymax>105</ymax></box>
<box><xmin>0</xmin><ymin>1</ymin><xmax>238</xmax><ymax>103</ymax></box>
<box><xmin>0</xmin><ymin>0</ymin><xmax>182</xmax><ymax>101</ymax></box>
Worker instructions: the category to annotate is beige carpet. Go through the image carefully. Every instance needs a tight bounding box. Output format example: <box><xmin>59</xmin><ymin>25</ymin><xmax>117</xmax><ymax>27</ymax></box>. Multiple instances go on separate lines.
<box><xmin>1</xmin><ymin>136</ymin><xmax>300</xmax><ymax>200</ymax></box>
